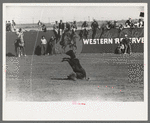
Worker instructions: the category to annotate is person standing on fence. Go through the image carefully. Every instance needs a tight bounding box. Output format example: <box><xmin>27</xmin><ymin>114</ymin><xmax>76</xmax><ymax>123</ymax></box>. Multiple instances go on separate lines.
<box><xmin>125</xmin><ymin>18</ymin><xmax>132</xmax><ymax>28</ymax></box>
<box><xmin>37</xmin><ymin>20</ymin><xmax>42</xmax><ymax>31</ymax></box>
<box><xmin>79</xmin><ymin>21</ymin><xmax>89</xmax><ymax>39</ymax></box>
<box><xmin>41</xmin><ymin>36</ymin><xmax>47</xmax><ymax>55</ymax></box>
<box><xmin>59</xmin><ymin>20</ymin><xmax>65</xmax><ymax>41</ymax></box>
<box><xmin>53</xmin><ymin>21</ymin><xmax>59</xmax><ymax>42</ymax></box>
<box><xmin>71</xmin><ymin>21</ymin><xmax>77</xmax><ymax>34</ymax></box>
<box><xmin>91</xmin><ymin>19</ymin><xmax>99</xmax><ymax>40</ymax></box>
<box><xmin>11</xmin><ymin>20</ymin><xmax>16</xmax><ymax>32</ymax></box>
<box><xmin>122</xmin><ymin>34</ymin><xmax>132</xmax><ymax>54</ymax></box>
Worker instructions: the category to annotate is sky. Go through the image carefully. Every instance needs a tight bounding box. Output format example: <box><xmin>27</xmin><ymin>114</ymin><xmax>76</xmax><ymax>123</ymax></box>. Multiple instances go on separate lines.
<box><xmin>5</xmin><ymin>4</ymin><xmax>144</xmax><ymax>24</ymax></box>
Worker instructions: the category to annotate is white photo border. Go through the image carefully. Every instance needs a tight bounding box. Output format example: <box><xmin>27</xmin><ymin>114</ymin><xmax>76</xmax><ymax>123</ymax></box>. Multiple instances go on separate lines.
<box><xmin>3</xmin><ymin>3</ymin><xmax>148</xmax><ymax>121</ymax></box>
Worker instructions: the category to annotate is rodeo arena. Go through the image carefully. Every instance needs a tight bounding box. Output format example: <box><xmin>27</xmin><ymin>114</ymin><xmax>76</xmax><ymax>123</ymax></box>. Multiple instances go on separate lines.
<box><xmin>5</xmin><ymin>11</ymin><xmax>144</xmax><ymax>102</ymax></box>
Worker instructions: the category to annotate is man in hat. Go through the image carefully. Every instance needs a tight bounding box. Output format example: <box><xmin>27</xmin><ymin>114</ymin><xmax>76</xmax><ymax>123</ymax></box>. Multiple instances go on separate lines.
<box><xmin>91</xmin><ymin>19</ymin><xmax>99</xmax><ymax>39</ymax></box>
<box><xmin>53</xmin><ymin>21</ymin><xmax>59</xmax><ymax>42</ymax></box>
<box><xmin>122</xmin><ymin>34</ymin><xmax>132</xmax><ymax>54</ymax></box>
<box><xmin>11</xmin><ymin>20</ymin><xmax>16</xmax><ymax>32</ymax></box>
<box><xmin>79</xmin><ymin>21</ymin><xmax>89</xmax><ymax>39</ymax></box>
<box><xmin>37</xmin><ymin>20</ymin><xmax>42</xmax><ymax>31</ymax></box>
<box><xmin>125</xmin><ymin>18</ymin><xmax>132</xmax><ymax>28</ymax></box>
<box><xmin>59</xmin><ymin>20</ymin><xmax>65</xmax><ymax>40</ymax></box>
<box><xmin>42</xmin><ymin>24</ymin><xmax>47</xmax><ymax>32</ymax></box>
<box><xmin>71</xmin><ymin>21</ymin><xmax>77</xmax><ymax>34</ymax></box>
<box><xmin>62</xmin><ymin>50</ymin><xmax>87</xmax><ymax>80</ymax></box>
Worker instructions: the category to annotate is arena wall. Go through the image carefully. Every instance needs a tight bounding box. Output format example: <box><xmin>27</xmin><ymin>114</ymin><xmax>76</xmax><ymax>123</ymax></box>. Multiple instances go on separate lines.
<box><xmin>6</xmin><ymin>28</ymin><xmax>144</xmax><ymax>56</ymax></box>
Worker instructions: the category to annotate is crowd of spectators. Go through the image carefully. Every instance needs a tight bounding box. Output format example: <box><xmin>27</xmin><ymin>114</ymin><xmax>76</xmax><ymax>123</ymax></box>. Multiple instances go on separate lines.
<box><xmin>6</xmin><ymin>20</ymin><xmax>16</xmax><ymax>32</ymax></box>
<box><xmin>105</xmin><ymin>18</ymin><xmax>144</xmax><ymax>31</ymax></box>
<box><xmin>7</xmin><ymin>16</ymin><xmax>144</xmax><ymax>57</ymax></box>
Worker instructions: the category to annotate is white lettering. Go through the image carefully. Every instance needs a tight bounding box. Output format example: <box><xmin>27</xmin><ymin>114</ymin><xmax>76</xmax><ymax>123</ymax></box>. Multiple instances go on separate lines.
<box><xmin>93</xmin><ymin>39</ymin><xmax>96</xmax><ymax>44</ymax></box>
<box><xmin>115</xmin><ymin>38</ymin><xmax>119</xmax><ymax>44</ymax></box>
<box><xmin>90</xmin><ymin>39</ymin><xmax>93</xmax><ymax>44</ymax></box>
<box><xmin>108</xmin><ymin>38</ymin><xmax>113</xmax><ymax>44</ymax></box>
<box><xmin>141</xmin><ymin>37</ymin><xmax>144</xmax><ymax>43</ymax></box>
<box><xmin>132</xmin><ymin>38</ymin><xmax>136</xmax><ymax>43</ymax></box>
<box><xmin>104</xmin><ymin>38</ymin><xmax>107</xmax><ymax>44</ymax></box>
<box><xmin>136</xmin><ymin>38</ymin><xmax>141</xmax><ymax>43</ymax></box>
<box><xmin>100</xmin><ymin>39</ymin><xmax>103</xmax><ymax>44</ymax></box>
<box><xmin>83</xmin><ymin>39</ymin><xmax>89</xmax><ymax>44</ymax></box>
<box><xmin>97</xmin><ymin>39</ymin><xmax>99</xmax><ymax>44</ymax></box>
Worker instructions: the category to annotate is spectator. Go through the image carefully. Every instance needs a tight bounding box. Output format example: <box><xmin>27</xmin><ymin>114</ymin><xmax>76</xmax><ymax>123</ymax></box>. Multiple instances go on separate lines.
<box><xmin>122</xmin><ymin>34</ymin><xmax>132</xmax><ymax>54</ymax></box>
<box><xmin>48</xmin><ymin>36</ymin><xmax>56</xmax><ymax>55</ymax></box>
<box><xmin>115</xmin><ymin>42</ymin><xmax>124</xmax><ymax>54</ymax></box>
<box><xmin>37</xmin><ymin>20</ymin><xmax>42</xmax><ymax>31</ymax></box>
<box><xmin>139</xmin><ymin>19</ymin><xmax>144</xmax><ymax>27</ymax></box>
<box><xmin>6</xmin><ymin>21</ymin><xmax>11</xmax><ymax>31</ymax></box>
<box><xmin>65</xmin><ymin>22</ymin><xmax>71</xmax><ymax>32</ymax></box>
<box><xmin>6</xmin><ymin>21</ymin><xmax>8</xmax><ymax>31</ymax></box>
<box><xmin>125</xmin><ymin>18</ymin><xmax>132</xmax><ymax>27</ymax></box>
<box><xmin>91</xmin><ymin>19</ymin><xmax>99</xmax><ymax>39</ymax></box>
<box><xmin>59</xmin><ymin>20</ymin><xmax>65</xmax><ymax>40</ymax></box>
<box><xmin>40</xmin><ymin>36</ymin><xmax>47</xmax><ymax>55</ymax></box>
<box><xmin>71</xmin><ymin>21</ymin><xmax>77</xmax><ymax>34</ymax></box>
<box><xmin>11</xmin><ymin>20</ymin><xmax>16</xmax><ymax>32</ymax></box>
<box><xmin>118</xmin><ymin>24</ymin><xmax>124</xmax><ymax>31</ymax></box>
<box><xmin>79</xmin><ymin>21</ymin><xmax>89</xmax><ymax>39</ymax></box>
<box><xmin>106</xmin><ymin>21</ymin><xmax>112</xmax><ymax>30</ymax></box>
<box><xmin>42</xmin><ymin>24</ymin><xmax>47</xmax><ymax>32</ymax></box>
<box><xmin>113</xmin><ymin>21</ymin><xmax>119</xmax><ymax>28</ymax></box>
<box><xmin>53</xmin><ymin>21</ymin><xmax>59</xmax><ymax>42</ymax></box>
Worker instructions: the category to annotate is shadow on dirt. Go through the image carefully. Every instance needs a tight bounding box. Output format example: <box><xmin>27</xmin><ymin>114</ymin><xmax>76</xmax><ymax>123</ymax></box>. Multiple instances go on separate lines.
<box><xmin>51</xmin><ymin>78</ymin><xmax>69</xmax><ymax>80</ymax></box>
<box><xmin>6</xmin><ymin>52</ymin><xmax>16</xmax><ymax>57</ymax></box>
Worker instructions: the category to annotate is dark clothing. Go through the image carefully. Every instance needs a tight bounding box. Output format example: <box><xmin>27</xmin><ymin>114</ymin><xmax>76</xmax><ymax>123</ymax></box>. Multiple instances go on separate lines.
<box><xmin>124</xmin><ymin>43</ymin><xmax>131</xmax><ymax>54</ymax></box>
<box><xmin>81</xmin><ymin>22</ymin><xmax>88</xmax><ymax>28</ymax></box>
<box><xmin>59</xmin><ymin>23</ymin><xmax>65</xmax><ymax>30</ymax></box>
<box><xmin>91</xmin><ymin>21</ymin><xmax>99</xmax><ymax>39</ymax></box>
<box><xmin>49</xmin><ymin>38</ymin><xmax>56</xmax><ymax>55</ymax></box>
<box><xmin>6</xmin><ymin>23</ymin><xmax>11</xmax><ymax>31</ymax></box>
<box><xmin>122</xmin><ymin>38</ymin><xmax>132</xmax><ymax>54</ymax></box>
<box><xmin>79</xmin><ymin>29</ymin><xmax>88</xmax><ymax>39</ymax></box>
<box><xmin>41</xmin><ymin>44</ymin><xmax>47</xmax><ymax>55</ymax></box>
<box><xmin>122</xmin><ymin>38</ymin><xmax>131</xmax><ymax>45</ymax></box>
<box><xmin>12</xmin><ymin>21</ymin><xmax>16</xmax><ymax>26</ymax></box>
<box><xmin>37</xmin><ymin>21</ymin><xmax>42</xmax><ymax>26</ymax></box>
<box><xmin>91</xmin><ymin>21</ymin><xmax>99</xmax><ymax>30</ymax></box>
<box><xmin>71</xmin><ymin>23</ymin><xmax>77</xmax><ymax>29</ymax></box>
<box><xmin>92</xmin><ymin>29</ymin><xmax>97</xmax><ymax>39</ymax></box>
<box><xmin>125</xmin><ymin>20</ymin><xmax>132</xmax><ymax>26</ymax></box>
<box><xmin>65</xmin><ymin>22</ymin><xmax>71</xmax><ymax>31</ymax></box>
<box><xmin>80</xmin><ymin>22</ymin><xmax>88</xmax><ymax>39</ymax></box>
<box><xmin>42</xmin><ymin>25</ymin><xmax>47</xmax><ymax>32</ymax></box>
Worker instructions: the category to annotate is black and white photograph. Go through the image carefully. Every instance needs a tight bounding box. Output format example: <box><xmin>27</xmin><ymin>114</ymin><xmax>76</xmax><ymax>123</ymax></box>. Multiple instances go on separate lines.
<box><xmin>3</xmin><ymin>3</ymin><xmax>148</xmax><ymax>120</ymax></box>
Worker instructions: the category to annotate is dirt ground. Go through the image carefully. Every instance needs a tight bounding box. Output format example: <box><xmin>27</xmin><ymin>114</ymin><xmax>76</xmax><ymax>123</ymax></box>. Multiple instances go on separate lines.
<box><xmin>5</xmin><ymin>53</ymin><xmax>144</xmax><ymax>102</ymax></box>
